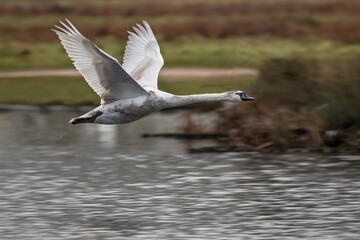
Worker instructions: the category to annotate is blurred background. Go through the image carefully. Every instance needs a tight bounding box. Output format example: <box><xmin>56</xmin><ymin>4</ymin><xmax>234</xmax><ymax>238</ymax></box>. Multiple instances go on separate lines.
<box><xmin>0</xmin><ymin>0</ymin><xmax>359</xmax><ymax>239</ymax></box>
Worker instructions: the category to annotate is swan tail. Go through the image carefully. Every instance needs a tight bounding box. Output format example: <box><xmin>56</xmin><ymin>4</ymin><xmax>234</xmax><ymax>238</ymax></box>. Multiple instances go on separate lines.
<box><xmin>69</xmin><ymin>111</ymin><xmax>103</xmax><ymax>125</ymax></box>
<box><xmin>69</xmin><ymin>117</ymin><xmax>90</xmax><ymax>125</ymax></box>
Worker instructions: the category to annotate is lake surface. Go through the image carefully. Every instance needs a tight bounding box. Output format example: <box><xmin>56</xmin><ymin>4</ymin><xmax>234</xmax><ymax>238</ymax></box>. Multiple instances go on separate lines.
<box><xmin>0</xmin><ymin>109</ymin><xmax>359</xmax><ymax>239</ymax></box>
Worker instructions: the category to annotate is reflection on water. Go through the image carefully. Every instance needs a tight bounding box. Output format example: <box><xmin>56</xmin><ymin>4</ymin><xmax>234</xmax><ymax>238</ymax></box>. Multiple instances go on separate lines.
<box><xmin>0</xmin><ymin>111</ymin><xmax>359</xmax><ymax>239</ymax></box>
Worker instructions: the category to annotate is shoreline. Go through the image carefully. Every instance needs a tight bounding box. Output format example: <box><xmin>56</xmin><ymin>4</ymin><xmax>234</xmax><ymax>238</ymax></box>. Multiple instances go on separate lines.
<box><xmin>1</xmin><ymin>104</ymin><xmax>358</xmax><ymax>154</ymax></box>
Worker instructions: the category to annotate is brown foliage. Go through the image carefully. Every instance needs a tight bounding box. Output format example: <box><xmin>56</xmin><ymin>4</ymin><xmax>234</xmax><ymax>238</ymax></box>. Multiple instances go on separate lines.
<box><xmin>216</xmin><ymin>103</ymin><xmax>324</xmax><ymax>150</ymax></box>
<box><xmin>2</xmin><ymin>1</ymin><xmax>360</xmax><ymax>42</ymax></box>
<box><xmin>199</xmin><ymin>56</ymin><xmax>360</xmax><ymax>151</ymax></box>
<box><xmin>4</xmin><ymin>17</ymin><xmax>360</xmax><ymax>43</ymax></box>
<box><xmin>255</xmin><ymin>58</ymin><xmax>319</xmax><ymax>108</ymax></box>
<box><xmin>0</xmin><ymin>1</ymin><xmax>359</xmax><ymax>16</ymax></box>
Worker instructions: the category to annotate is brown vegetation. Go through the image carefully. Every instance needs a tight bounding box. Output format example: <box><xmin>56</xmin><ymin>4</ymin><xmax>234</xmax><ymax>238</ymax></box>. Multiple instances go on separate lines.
<box><xmin>0</xmin><ymin>1</ymin><xmax>359</xmax><ymax>16</ymax></box>
<box><xmin>2</xmin><ymin>1</ymin><xmax>360</xmax><ymax>42</ymax></box>
<box><xmin>184</xmin><ymin>57</ymin><xmax>360</xmax><ymax>152</ymax></box>
<box><xmin>4</xmin><ymin>17</ymin><xmax>360</xmax><ymax>43</ymax></box>
<box><xmin>216</xmin><ymin>103</ymin><xmax>325</xmax><ymax>150</ymax></box>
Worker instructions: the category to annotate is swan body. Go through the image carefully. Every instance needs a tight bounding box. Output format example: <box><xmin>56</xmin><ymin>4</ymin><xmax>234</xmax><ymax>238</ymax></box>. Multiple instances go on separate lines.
<box><xmin>53</xmin><ymin>19</ymin><xmax>254</xmax><ymax>125</ymax></box>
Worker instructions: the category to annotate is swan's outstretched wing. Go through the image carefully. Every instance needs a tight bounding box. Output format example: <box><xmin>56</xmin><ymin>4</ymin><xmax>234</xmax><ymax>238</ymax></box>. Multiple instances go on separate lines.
<box><xmin>123</xmin><ymin>21</ymin><xmax>164</xmax><ymax>89</ymax></box>
<box><xmin>53</xmin><ymin>19</ymin><xmax>148</xmax><ymax>103</ymax></box>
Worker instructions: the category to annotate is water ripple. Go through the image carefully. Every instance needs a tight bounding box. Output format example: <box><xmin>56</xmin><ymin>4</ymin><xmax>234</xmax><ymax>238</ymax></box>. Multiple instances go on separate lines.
<box><xmin>0</xmin><ymin>112</ymin><xmax>359</xmax><ymax>239</ymax></box>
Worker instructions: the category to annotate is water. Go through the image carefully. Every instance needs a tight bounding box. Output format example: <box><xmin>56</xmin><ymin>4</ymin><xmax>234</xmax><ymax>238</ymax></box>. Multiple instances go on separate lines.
<box><xmin>0</xmin><ymin>110</ymin><xmax>359</xmax><ymax>239</ymax></box>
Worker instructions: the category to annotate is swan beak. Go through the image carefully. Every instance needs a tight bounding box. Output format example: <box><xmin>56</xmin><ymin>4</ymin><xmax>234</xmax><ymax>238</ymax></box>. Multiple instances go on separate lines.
<box><xmin>238</xmin><ymin>92</ymin><xmax>255</xmax><ymax>101</ymax></box>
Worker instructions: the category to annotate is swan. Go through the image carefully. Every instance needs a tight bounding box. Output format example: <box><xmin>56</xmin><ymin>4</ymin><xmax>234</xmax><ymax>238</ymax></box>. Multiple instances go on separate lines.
<box><xmin>53</xmin><ymin>19</ymin><xmax>254</xmax><ymax>125</ymax></box>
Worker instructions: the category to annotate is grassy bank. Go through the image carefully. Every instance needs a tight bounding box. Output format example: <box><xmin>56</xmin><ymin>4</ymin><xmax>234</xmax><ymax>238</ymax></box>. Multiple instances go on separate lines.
<box><xmin>1</xmin><ymin>0</ymin><xmax>360</xmax><ymax>71</ymax></box>
<box><xmin>0</xmin><ymin>76</ymin><xmax>255</xmax><ymax>106</ymax></box>
<box><xmin>2</xmin><ymin>37</ymin><xmax>360</xmax><ymax>71</ymax></box>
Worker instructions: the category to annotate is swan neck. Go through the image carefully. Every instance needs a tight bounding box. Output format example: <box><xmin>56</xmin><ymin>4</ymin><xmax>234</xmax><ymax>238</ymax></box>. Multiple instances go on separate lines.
<box><xmin>165</xmin><ymin>93</ymin><xmax>228</xmax><ymax>108</ymax></box>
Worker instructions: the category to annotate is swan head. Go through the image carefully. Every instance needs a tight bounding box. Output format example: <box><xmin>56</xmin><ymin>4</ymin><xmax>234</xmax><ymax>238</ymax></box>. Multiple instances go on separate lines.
<box><xmin>232</xmin><ymin>91</ymin><xmax>255</xmax><ymax>102</ymax></box>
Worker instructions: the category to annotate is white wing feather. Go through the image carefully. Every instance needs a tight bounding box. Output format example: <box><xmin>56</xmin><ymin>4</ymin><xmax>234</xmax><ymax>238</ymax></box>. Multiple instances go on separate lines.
<box><xmin>123</xmin><ymin>21</ymin><xmax>164</xmax><ymax>89</ymax></box>
<box><xmin>53</xmin><ymin>19</ymin><xmax>147</xmax><ymax>103</ymax></box>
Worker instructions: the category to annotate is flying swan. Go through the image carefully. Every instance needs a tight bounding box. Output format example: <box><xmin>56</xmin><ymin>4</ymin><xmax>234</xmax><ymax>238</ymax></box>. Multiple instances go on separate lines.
<box><xmin>53</xmin><ymin>19</ymin><xmax>254</xmax><ymax>125</ymax></box>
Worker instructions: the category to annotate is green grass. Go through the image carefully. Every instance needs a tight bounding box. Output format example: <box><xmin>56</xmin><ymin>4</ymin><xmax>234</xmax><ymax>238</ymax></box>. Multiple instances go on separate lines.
<box><xmin>0</xmin><ymin>42</ymin><xmax>69</xmax><ymax>70</ymax></box>
<box><xmin>159</xmin><ymin>76</ymin><xmax>255</xmax><ymax>95</ymax></box>
<box><xmin>0</xmin><ymin>77</ymin><xmax>98</xmax><ymax>106</ymax></box>
<box><xmin>0</xmin><ymin>14</ymin><xmax>196</xmax><ymax>28</ymax></box>
<box><xmin>0</xmin><ymin>76</ymin><xmax>255</xmax><ymax>106</ymax></box>
<box><xmin>2</xmin><ymin>37</ymin><xmax>360</xmax><ymax>71</ymax></box>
